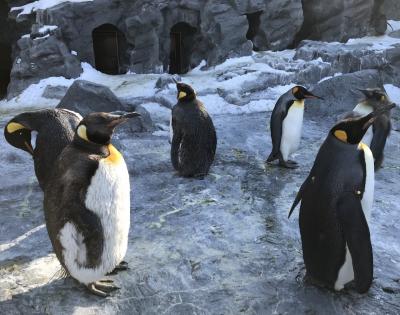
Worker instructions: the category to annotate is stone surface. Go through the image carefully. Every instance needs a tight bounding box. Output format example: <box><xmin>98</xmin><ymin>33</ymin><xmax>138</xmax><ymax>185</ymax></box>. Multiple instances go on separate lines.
<box><xmin>305</xmin><ymin>70</ymin><xmax>385</xmax><ymax>118</ymax></box>
<box><xmin>295</xmin><ymin>0</ymin><xmax>386</xmax><ymax>44</ymax></box>
<box><xmin>384</xmin><ymin>0</ymin><xmax>400</xmax><ymax>20</ymax></box>
<box><xmin>42</xmin><ymin>85</ymin><xmax>68</xmax><ymax>100</ymax></box>
<box><xmin>56</xmin><ymin>80</ymin><xmax>126</xmax><ymax>116</ymax></box>
<box><xmin>0</xmin><ymin>108</ymin><xmax>399</xmax><ymax>314</ymax></box>
<box><xmin>7</xmin><ymin>33</ymin><xmax>82</xmax><ymax>98</ymax></box>
<box><xmin>2</xmin><ymin>0</ymin><xmax>389</xmax><ymax>98</ymax></box>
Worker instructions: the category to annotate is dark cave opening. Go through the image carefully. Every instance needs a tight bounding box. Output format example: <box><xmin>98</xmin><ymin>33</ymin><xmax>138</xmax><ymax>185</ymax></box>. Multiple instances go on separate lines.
<box><xmin>169</xmin><ymin>22</ymin><xmax>197</xmax><ymax>74</ymax></box>
<box><xmin>245</xmin><ymin>11</ymin><xmax>263</xmax><ymax>51</ymax></box>
<box><xmin>92</xmin><ymin>23</ymin><xmax>128</xmax><ymax>75</ymax></box>
<box><xmin>0</xmin><ymin>1</ymin><xmax>11</xmax><ymax>99</ymax></box>
<box><xmin>0</xmin><ymin>43</ymin><xmax>11</xmax><ymax>99</ymax></box>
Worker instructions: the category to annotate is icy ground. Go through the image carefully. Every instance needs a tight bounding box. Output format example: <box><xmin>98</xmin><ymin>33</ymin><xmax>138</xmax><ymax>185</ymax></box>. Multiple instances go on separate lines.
<box><xmin>1</xmin><ymin>24</ymin><xmax>400</xmax><ymax>314</ymax></box>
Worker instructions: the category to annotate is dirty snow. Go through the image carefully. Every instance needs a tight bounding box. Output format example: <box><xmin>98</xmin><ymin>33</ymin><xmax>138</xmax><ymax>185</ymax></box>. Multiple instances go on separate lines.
<box><xmin>11</xmin><ymin>0</ymin><xmax>94</xmax><ymax>16</ymax></box>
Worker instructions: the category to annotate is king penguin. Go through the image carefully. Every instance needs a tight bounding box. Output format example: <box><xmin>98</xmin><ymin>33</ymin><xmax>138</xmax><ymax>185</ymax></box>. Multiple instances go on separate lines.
<box><xmin>4</xmin><ymin>109</ymin><xmax>82</xmax><ymax>189</ymax></box>
<box><xmin>266</xmin><ymin>86</ymin><xmax>323</xmax><ymax>168</ymax></box>
<box><xmin>43</xmin><ymin>111</ymin><xmax>139</xmax><ymax>297</ymax></box>
<box><xmin>344</xmin><ymin>88</ymin><xmax>394</xmax><ymax>170</ymax></box>
<box><xmin>288</xmin><ymin>103</ymin><xmax>395</xmax><ymax>293</ymax></box>
<box><xmin>170</xmin><ymin>82</ymin><xmax>217</xmax><ymax>178</ymax></box>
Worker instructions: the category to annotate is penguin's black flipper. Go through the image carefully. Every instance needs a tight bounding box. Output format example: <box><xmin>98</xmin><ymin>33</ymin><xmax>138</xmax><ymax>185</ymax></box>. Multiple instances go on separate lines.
<box><xmin>288</xmin><ymin>177</ymin><xmax>309</xmax><ymax>218</ymax></box>
<box><xmin>70</xmin><ymin>206</ymin><xmax>104</xmax><ymax>268</ymax></box>
<box><xmin>268</xmin><ymin>100</ymin><xmax>293</xmax><ymax>162</ymax></box>
<box><xmin>171</xmin><ymin>118</ymin><xmax>182</xmax><ymax>172</ymax></box>
<box><xmin>337</xmin><ymin>194</ymin><xmax>373</xmax><ymax>293</ymax></box>
<box><xmin>370</xmin><ymin>119</ymin><xmax>391</xmax><ymax>170</ymax></box>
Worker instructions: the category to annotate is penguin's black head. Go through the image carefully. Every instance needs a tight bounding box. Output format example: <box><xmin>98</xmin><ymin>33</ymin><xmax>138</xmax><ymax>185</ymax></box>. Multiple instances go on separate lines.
<box><xmin>358</xmin><ymin>88</ymin><xmax>391</xmax><ymax>108</ymax></box>
<box><xmin>291</xmin><ymin>86</ymin><xmax>323</xmax><ymax>101</ymax></box>
<box><xmin>76</xmin><ymin>112</ymin><xmax>140</xmax><ymax>145</ymax></box>
<box><xmin>4</xmin><ymin>118</ymin><xmax>34</xmax><ymax>155</ymax></box>
<box><xmin>176</xmin><ymin>83</ymin><xmax>196</xmax><ymax>102</ymax></box>
<box><xmin>331</xmin><ymin>103</ymin><xmax>395</xmax><ymax>144</ymax></box>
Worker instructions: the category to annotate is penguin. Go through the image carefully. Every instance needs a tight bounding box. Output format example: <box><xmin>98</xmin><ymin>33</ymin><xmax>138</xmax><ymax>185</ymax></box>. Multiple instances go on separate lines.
<box><xmin>288</xmin><ymin>103</ymin><xmax>395</xmax><ymax>293</ymax></box>
<box><xmin>43</xmin><ymin>111</ymin><xmax>139</xmax><ymax>297</ymax></box>
<box><xmin>4</xmin><ymin>109</ymin><xmax>82</xmax><ymax>189</ymax></box>
<box><xmin>344</xmin><ymin>88</ymin><xmax>394</xmax><ymax>170</ymax></box>
<box><xmin>266</xmin><ymin>86</ymin><xmax>323</xmax><ymax>168</ymax></box>
<box><xmin>170</xmin><ymin>82</ymin><xmax>217</xmax><ymax>178</ymax></box>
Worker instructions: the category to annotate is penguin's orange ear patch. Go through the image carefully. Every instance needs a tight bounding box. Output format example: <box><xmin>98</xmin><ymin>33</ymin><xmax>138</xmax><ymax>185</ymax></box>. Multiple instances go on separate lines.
<box><xmin>334</xmin><ymin>130</ymin><xmax>348</xmax><ymax>142</ymax></box>
<box><xmin>106</xmin><ymin>144</ymin><xmax>122</xmax><ymax>164</ymax></box>
<box><xmin>292</xmin><ymin>86</ymin><xmax>299</xmax><ymax>94</ymax></box>
<box><xmin>6</xmin><ymin>122</ymin><xmax>26</xmax><ymax>133</ymax></box>
<box><xmin>381</xmin><ymin>95</ymin><xmax>386</xmax><ymax>101</ymax></box>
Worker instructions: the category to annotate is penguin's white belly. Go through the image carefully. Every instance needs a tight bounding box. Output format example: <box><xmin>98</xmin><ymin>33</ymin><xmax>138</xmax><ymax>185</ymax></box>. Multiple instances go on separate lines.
<box><xmin>59</xmin><ymin>147</ymin><xmax>130</xmax><ymax>284</ymax></box>
<box><xmin>280</xmin><ymin>104</ymin><xmax>304</xmax><ymax>161</ymax></box>
<box><xmin>335</xmin><ymin>143</ymin><xmax>374</xmax><ymax>290</ymax></box>
<box><xmin>360</xmin><ymin>143</ymin><xmax>375</xmax><ymax>224</ymax></box>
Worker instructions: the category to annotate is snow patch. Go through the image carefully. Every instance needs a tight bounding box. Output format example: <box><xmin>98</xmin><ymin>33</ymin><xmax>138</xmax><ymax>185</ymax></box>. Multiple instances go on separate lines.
<box><xmin>11</xmin><ymin>0</ymin><xmax>94</xmax><ymax>16</ymax></box>
<box><xmin>384</xmin><ymin>84</ymin><xmax>400</xmax><ymax>105</ymax></box>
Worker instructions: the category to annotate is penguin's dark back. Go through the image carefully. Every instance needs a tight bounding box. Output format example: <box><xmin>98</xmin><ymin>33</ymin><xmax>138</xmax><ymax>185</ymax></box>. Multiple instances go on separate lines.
<box><xmin>33</xmin><ymin>109</ymin><xmax>81</xmax><ymax>188</ymax></box>
<box><xmin>298</xmin><ymin>135</ymin><xmax>365</xmax><ymax>285</ymax></box>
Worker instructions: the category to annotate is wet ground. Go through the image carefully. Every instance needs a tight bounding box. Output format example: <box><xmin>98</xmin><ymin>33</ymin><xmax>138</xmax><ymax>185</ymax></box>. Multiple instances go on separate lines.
<box><xmin>0</xmin><ymin>110</ymin><xmax>399</xmax><ymax>314</ymax></box>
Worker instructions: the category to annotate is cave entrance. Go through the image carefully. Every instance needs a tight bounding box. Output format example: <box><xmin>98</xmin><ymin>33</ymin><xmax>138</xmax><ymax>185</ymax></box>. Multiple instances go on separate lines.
<box><xmin>0</xmin><ymin>43</ymin><xmax>11</xmax><ymax>99</ymax></box>
<box><xmin>245</xmin><ymin>11</ymin><xmax>263</xmax><ymax>51</ymax></box>
<box><xmin>169</xmin><ymin>22</ymin><xmax>197</xmax><ymax>74</ymax></box>
<box><xmin>92</xmin><ymin>24</ymin><xmax>127</xmax><ymax>75</ymax></box>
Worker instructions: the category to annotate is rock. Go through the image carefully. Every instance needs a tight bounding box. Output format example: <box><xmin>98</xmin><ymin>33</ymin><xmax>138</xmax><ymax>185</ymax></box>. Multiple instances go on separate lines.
<box><xmin>56</xmin><ymin>80</ymin><xmax>126</xmax><ymax>116</ymax></box>
<box><xmin>7</xmin><ymin>34</ymin><xmax>82</xmax><ymax>98</ymax></box>
<box><xmin>305</xmin><ymin>70</ymin><xmax>384</xmax><ymax>118</ymax></box>
<box><xmin>41</xmin><ymin>85</ymin><xmax>68</xmax><ymax>100</ymax></box>
<box><xmin>155</xmin><ymin>74</ymin><xmax>181</xmax><ymax>90</ymax></box>
<box><xmin>295</xmin><ymin>41</ymin><xmax>388</xmax><ymax>75</ymax></box>
<box><xmin>295</xmin><ymin>0</ymin><xmax>386</xmax><ymax>44</ymax></box>
<box><xmin>116</xmin><ymin>105</ymin><xmax>154</xmax><ymax>134</ymax></box>
<box><xmin>384</xmin><ymin>0</ymin><xmax>400</xmax><ymax>20</ymax></box>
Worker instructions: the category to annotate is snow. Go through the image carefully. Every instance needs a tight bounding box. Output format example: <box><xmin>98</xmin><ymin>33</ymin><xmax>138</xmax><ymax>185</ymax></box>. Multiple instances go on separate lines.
<box><xmin>384</xmin><ymin>84</ymin><xmax>400</xmax><ymax>105</ymax></box>
<box><xmin>11</xmin><ymin>0</ymin><xmax>94</xmax><ymax>16</ymax></box>
<box><xmin>38</xmin><ymin>25</ymin><xmax>58</xmax><ymax>33</ymax></box>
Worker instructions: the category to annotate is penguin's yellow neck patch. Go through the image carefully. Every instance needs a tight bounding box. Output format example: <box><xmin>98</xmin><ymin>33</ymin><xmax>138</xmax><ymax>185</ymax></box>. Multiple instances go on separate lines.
<box><xmin>7</xmin><ymin>122</ymin><xmax>26</xmax><ymax>133</ymax></box>
<box><xmin>178</xmin><ymin>91</ymin><xmax>187</xmax><ymax>100</ymax></box>
<box><xmin>334</xmin><ymin>130</ymin><xmax>348</xmax><ymax>142</ymax></box>
<box><xmin>105</xmin><ymin>144</ymin><xmax>122</xmax><ymax>164</ymax></box>
<box><xmin>293</xmin><ymin>99</ymin><xmax>305</xmax><ymax>108</ymax></box>
<box><xmin>77</xmin><ymin>125</ymin><xmax>89</xmax><ymax>141</ymax></box>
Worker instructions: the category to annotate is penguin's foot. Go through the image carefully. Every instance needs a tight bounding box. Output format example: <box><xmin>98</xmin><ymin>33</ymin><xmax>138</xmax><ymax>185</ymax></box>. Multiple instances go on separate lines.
<box><xmin>279</xmin><ymin>160</ymin><xmax>299</xmax><ymax>169</ymax></box>
<box><xmin>87</xmin><ymin>280</ymin><xmax>120</xmax><ymax>297</ymax></box>
<box><xmin>107</xmin><ymin>261</ymin><xmax>129</xmax><ymax>275</ymax></box>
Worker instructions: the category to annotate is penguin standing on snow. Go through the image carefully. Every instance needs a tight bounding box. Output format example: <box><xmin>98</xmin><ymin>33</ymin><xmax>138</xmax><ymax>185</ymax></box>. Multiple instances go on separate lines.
<box><xmin>266</xmin><ymin>86</ymin><xmax>323</xmax><ymax>168</ymax></box>
<box><xmin>288</xmin><ymin>103</ymin><xmax>395</xmax><ymax>293</ymax></box>
<box><xmin>345</xmin><ymin>88</ymin><xmax>394</xmax><ymax>170</ymax></box>
<box><xmin>4</xmin><ymin>109</ymin><xmax>82</xmax><ymax>189</ymax></box>
<box><xmin>170</xmin><ymin>82</ymin><xmax>217</xmax><ymax>178</ymax></box>
<box><xmin>44</xmin><ymin>111</ymin><xmax>139</xmax><ymax>297</ymax></box>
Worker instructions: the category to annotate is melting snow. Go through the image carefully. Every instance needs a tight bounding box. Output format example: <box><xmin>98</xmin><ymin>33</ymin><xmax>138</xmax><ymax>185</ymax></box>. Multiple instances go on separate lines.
<box><xmin>11</xmin><ymin>0</ymin><xmax>94</xmax><ymax>16</ymax></box>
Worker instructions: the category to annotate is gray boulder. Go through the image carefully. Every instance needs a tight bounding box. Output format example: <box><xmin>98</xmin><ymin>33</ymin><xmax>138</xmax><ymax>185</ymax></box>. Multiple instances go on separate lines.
<box><xmin>56</xmin><ymin>80</ymin><xmax>126</xmax><ymax>116</ymax></box>
<box><xmin>305</xmin><ymin>70</ymin><xmax>384</xmax><ymax>118</ymax></box>
<box><xmin>8</xmin><ymin>34</ymin><xmax>82</xmax><ymax>98</ymax></box>
<box><xmin>384</xmin><ymin>0</ymin><xmax>400</xmax><ymax>20</ymax></box>
<box><xmin>295</xmin><ymin>0</ymin><xmax>386</xmax><ymax>44</ymax></box>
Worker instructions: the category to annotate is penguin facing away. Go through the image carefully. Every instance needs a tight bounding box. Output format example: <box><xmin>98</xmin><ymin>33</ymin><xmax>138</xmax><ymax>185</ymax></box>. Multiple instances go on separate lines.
<box><xmin>171</xmin><ymin>82</ymin><xmax>217</xmax><ymax>178</ymax></box>
<box><xmin>267</xmin><ymin>86</ymin><xmax>323</xmax><ymax>168</ymax></box>
<box><xmin>288</xmin><ymin>103</ymin><xmax>395</xmax><ymax>293</ymax></box>
<box><xmin>44</xmin><ymin>111</ymin><xmax>139</xmax><ymax>297</ymax></box>
<box><xmin>345</xmin><ymin>88</ymin><xmax>394</xmax><ymax>170</ymax></box>
<box><xmin>4</xmin><ymin>109</ymin><xmax>82</xmax><ymax>189</ymax></box>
